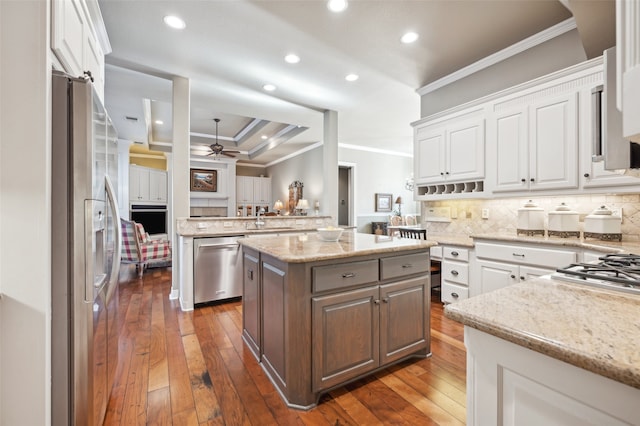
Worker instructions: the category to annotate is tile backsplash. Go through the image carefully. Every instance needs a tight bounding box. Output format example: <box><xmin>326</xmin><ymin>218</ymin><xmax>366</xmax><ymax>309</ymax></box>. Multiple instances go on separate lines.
<box><xmin>424</xmin><ymin>194</ymin><xmax>640</xmax><ymax>241</ymax></box>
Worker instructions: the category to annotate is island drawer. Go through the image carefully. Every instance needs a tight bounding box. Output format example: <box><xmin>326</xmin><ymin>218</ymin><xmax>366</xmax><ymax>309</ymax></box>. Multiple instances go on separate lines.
<box><xmin>313</xmin><ymin>260</ymin><xmax>379</xmax><ymax>292</ymax></box>
<box><xmin>380</xmin><ymin>253</ymin><xmax>430</xmax><ymax>280</ymax></box>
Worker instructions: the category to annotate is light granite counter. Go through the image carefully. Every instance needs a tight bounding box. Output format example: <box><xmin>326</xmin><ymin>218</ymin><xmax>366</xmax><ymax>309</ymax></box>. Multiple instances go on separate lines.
<box><xmin>426</xmin><ymin>233</ymin><xmax>474</xmax><ymax>248</ymax></box>
<box><xmin>445</xmin><ymin>277</ymin><xmax>640</xmax><ymax>390</ymax></box>
<box><xmin>177</xmin><ymin>215</ymin><xmax>334</xmax><ymax>237</ymax></box>
<box><xmin>471</xmin><ymin>232</ymin><xmax>640</xmax><ymax>254</ymax></box>
<box><xmin>239</xmin><ymin>229</ymin><xmax>437</xmax><ymax>263</ymax></box>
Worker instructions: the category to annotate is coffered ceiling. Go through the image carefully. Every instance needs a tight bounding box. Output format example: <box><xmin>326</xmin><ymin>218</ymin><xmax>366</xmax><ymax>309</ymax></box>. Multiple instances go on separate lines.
<box><xmin>98</xmin><ymin>0</ymin><xmax>612</xmax><ymax>166</ymax></box>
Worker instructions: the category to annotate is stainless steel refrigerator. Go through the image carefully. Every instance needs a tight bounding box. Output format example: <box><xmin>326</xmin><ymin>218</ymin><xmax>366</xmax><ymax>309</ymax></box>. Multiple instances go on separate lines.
<box><xmin>51</xmin><ymin>70</ymin><xmax>121</xmax><ymax>425</ymax></box>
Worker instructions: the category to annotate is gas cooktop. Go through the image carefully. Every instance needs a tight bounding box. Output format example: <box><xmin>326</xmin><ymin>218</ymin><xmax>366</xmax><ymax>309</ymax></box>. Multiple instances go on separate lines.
<box><xmin>552</xmin><ymin>254</ymin><xmax>640</xmax><ymax>295</ymax></box>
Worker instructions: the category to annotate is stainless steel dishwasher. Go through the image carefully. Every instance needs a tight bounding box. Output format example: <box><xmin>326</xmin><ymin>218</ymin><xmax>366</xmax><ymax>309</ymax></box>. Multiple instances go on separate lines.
<box><xmin>194</xmin><ymin>236</ymin><xmax>243</xmax><ymax>304</ymax></box>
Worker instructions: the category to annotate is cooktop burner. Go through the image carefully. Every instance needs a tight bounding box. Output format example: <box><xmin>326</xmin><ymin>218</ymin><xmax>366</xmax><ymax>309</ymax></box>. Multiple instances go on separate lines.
<box><xmin>553</xmin><ymin>254</ymin><xmax>640</xmax><ymax>295</ymax></box>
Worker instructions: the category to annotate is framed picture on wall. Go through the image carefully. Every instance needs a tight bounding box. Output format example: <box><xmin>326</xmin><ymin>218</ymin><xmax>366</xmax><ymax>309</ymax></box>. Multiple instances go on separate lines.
<box><xmin>375</xmin><ymin>193</ymin><xmax>392</xmax><ymax>212</ymax></box>
<box><xmin>190</xmin><ymin>169</ymin><xmax>217</xmax><ymax>192</ymax></box>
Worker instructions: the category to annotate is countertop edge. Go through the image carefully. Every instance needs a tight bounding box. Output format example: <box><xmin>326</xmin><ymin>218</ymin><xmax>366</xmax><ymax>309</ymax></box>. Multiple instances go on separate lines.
<box><xmin>444</xmin><ymin>287</ymin><xmax>640</xmax><ymax>390</ymax></box>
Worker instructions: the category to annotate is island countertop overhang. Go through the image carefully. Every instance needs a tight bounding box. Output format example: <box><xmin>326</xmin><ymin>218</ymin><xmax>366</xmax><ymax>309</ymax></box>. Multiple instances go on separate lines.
<box><xmin>445</xmin><ymin>277</ymin><xmax>640</xmax><ymax>390</ymax></box>
<box><xmin>239</xmin><ymin>230</ymin><xmax>437</xmax><ymax>263</ymax></box>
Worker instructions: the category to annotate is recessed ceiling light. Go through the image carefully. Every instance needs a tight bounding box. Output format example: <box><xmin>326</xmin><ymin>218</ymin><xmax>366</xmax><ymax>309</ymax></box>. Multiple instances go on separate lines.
<box><xmin>155</xmin><ymin>120</ymin><xmax>164</xmax><ymax>125</ymax></box>
<box><xmin>327</xmin><ymin>0</ymin><xmax>348</xmax><ymax>12</ymax></box>
<box><xmin>401</xmin><ymin>32</ymin><xmax>419</xmax><ymax>44</ymax></box>
<box><xmin>263</xmin><ymin>84</ymin><xmax>277</xmax><ymax>92</ymax></box>
<box><xmin>284</xmin><ymin>54</ymin><xmax>300</xmax><ymax>64</ymax></box>
<box><xmin>345</xmin><ymin>74</ymin><xmax>359</xmax><ymax>82</ymax></box>
<box><xmin>261</xmin><ymin>135</ymin><xmax>268</xmax><ymax>140</ymax></box>
<box><xmin>163</xmin><ymin>15</ymin><xmax>186</xmax><ymax>30</ymax></box>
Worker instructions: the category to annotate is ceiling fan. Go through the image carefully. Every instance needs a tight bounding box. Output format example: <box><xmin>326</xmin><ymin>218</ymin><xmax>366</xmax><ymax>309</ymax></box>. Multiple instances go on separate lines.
<box><xmin>207</xmin><ymin>118</ymin><xmax>240</xmax><ymax>158</ymax></box>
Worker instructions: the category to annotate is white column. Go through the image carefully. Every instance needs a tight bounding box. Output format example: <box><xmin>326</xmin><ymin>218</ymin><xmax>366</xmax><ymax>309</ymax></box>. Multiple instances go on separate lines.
<box><xmin>323</xmin><ymin>110</ymin><xmax>339</xmax><ymax>223</ymax></box>
<box><xmin>170</xmin><ymin>76</ymin><xmax>190</xmax><ymax>298</ymax></box>
<box><xmin>1</xmin><ymin>0</ymin><xmax>51</xmax><ymax>424</ymax></box>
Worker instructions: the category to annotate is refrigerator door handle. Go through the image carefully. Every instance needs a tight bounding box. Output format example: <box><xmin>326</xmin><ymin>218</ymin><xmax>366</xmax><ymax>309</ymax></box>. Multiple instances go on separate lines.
<box><xmin>105</xmin><ymin>175</ymin><xmax>121</xmax><ymax>294</ymax></box>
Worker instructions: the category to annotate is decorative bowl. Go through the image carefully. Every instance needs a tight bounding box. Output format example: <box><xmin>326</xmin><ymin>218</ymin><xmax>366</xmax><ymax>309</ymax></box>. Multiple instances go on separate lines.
<box><xmin>317</xmin><ymin>227</ymin><xmax>344</xmax><ymax>241</ymax></box>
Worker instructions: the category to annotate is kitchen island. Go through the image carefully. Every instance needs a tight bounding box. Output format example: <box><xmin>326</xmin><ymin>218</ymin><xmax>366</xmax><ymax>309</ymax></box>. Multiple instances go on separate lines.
<box><xmin>445</xmin><ymin>278</ymin><xmax>640</xmax><ymax>425</ymax></box>
<box><xmin>239</xmin><ymin>230</ymin><xmax>436</xmax><ymax>409</ymax></box>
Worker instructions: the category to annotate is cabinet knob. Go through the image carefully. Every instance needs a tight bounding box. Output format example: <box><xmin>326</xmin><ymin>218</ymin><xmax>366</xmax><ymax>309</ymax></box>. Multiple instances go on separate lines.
<box><xmin>373</xmin><ymin>299</ymin><xmax>381</xmax><ymax>305</ymax></box>
<box><xmin>521</xmin><ymin>178</ymin><xmax>526</xmax><ymax>182</ymax></box>
<box><xmin>451</xmin><ymin>270</ymin><xmax>459</xmax><ymax>276</ymax></box>
<box><xmin>445</xmin><ymin>171</ymin><xmax>450</xmax><ymax>175</ymax></box>
<box><xmin>530</xmin><ymin>178</ymin><xmax>535</xmax><ymax>182</ymax></box>
<box><xmin>451</xmin><ymin>292</ymin><xmax>459</xmax><ymax>298</ymax></box>
<box><xmin>382</xmin><ymin>297</ymin><xmax>389</xmax><ymax>303</ymax></box>
<box><xmin>584</xmin><ymin>173</ymin><xmax>590</xmax><ymax>178</ymax></box>
<box><xmin>440</xmin><ymin>172</ymin><xmax>444</xmax><ymax>176</ymax></box>
<box><xmin>342</xmin><ymin>273</ymin><xmax>355</xmax><ymax>278</ymax></box>
<box><xmin>510</xmin><ymin>274</ymin><xmax>516</xmax><ymax>279</ymax></box>
<box><xmin>451</xmin><ymin>251</ymin><xmax>459</xmax><ymax>256</ymax></box>
<box><xmin>247</xmin><ymin>269</ymin><xmax>254</xmax><ymax>280</ymax></box>
<box><xmin>520</xmin><ymin>276</ymin><xmax>525</xmax><ymax>281</ymax></box>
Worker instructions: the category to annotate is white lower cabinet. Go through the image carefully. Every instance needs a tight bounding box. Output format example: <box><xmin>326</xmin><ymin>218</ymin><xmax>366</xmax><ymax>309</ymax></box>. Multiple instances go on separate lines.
<box><xmin>473</xmin><ymin>240</ymin><xmax>577</xmax><ymax>296</ymax></box>
<box><xmin>433</xmin><ymin>245</ymin><xmax>474</xmax><ymax>303</ymax></box>
<box><xmin>465</xmin><ymin>327</ymin><xmax>640</xmax><ymax>425</ymax></box>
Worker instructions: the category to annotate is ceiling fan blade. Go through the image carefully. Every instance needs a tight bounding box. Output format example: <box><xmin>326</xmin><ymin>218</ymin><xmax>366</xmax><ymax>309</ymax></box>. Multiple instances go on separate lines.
<box><xmin>224</xmin><ymin>149</ymin><xmax>240</xmax><ymax>154</ymax></box>
<box><xmin>222</xmin><ymin>152</ymin><xmax>236</xmax><ymax>158</ymax></box>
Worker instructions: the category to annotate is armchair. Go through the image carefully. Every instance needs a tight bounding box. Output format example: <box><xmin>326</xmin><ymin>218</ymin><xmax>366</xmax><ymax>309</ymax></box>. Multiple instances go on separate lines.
<box><xmin>121</xmin><ymin>218</ymin><xmax>172</xmax><ymax>277</ymax></box>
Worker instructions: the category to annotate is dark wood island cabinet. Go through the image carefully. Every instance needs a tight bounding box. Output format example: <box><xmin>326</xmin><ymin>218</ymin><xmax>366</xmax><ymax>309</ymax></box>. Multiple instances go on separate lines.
<box><xmin>240</xmin><ymin>231</ymin><xmax>436</xmax><ymax>409</ymax></box>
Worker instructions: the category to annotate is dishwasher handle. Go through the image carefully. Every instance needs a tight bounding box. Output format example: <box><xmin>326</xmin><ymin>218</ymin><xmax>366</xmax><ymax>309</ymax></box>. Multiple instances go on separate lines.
<box><xmin>197</xmin><ymin>242</ymin><xmax>240</xmax><ymax>250</ymax></box>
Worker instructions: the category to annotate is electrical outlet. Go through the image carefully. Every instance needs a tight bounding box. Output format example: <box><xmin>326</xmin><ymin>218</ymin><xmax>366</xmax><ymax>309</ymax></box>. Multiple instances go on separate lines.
<box><xmin>451</xmin><ymin>208</ymin><xmax>458</xmax><ymax>219</ymax></box>
<box><xmin>482</xmin><ymin>209</ymin><xmax>489</xmax><ymax>219</ymax></box>
<box><xmin>612</xmin><ymin>208</ymin><xmax>623</xmax><ymax>222</ymax></box>
<box><xmin>197</xmin><ymin>222</ymin><xmax>207</xmax><ymax>229</ymax></box>
<box><xmin>466</xmin><ymin>211</ymin><xmax>472</xmax><ymax>219</ymax></box>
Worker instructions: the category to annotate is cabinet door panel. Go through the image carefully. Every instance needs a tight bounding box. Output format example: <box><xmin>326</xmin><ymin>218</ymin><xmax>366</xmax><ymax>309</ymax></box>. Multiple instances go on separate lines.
<box><xmin>448</xmin><ymin>119</ymin><xmax>485</xmax><ymax>181</ymax></box>
<box><xmin>518</xmin><ymin>265</ymin><xmax>554</xmax><ymax>282</ymax></box>
<box><xmin>478</xmin><ymin>260</ymin><xmax>519</xmax><ymax>294</ymax></box>
<box><xmin>530</xmin><ymin>94</ymin><xmax>578</xmax><ymax>190</ymax></box>
<box><xmin>416</xmin><ymin>129</ymin><xmax>446</xmax><ymax>183</ymax></box>
<box><xmin>262</xmin><ymin>262</ymin><xmax>287</xmax><ymax>388</ymax></box>
<box><xmin>242</xmin><ymin>252</ymin><xmax>261</xmax><ymax>360</ymax></box>
<box><xmin>379</xmin><ymin>277</ymin><xmax>429</xmax><ymax>364</ymax></box>
<box><xmin>312</xmin><ymin>286</ymin><xmax>379</xmax><ymax>392</ymax></box>
<box><xmin>494</xmin><ymin>108</ymin><xmax>529</xmax><ymax>192</ymax></box>
<box><xmin>51</xmin><ymin>0</ymin><xmax>86</xmax><ymax>76</ymax></box>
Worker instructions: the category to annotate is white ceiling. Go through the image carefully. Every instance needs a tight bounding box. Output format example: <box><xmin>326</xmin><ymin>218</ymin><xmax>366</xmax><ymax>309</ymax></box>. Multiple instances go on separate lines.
<box><xmin>97</xmin><ymin>0</ymin><xmax>599</xmax><ymax>166</ymax></box>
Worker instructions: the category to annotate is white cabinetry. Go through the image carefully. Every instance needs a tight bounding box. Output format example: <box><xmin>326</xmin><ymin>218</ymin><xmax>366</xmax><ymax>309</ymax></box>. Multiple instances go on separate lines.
<box><xmin>129</xmin><ymin>165</ymin><xmax>167</xmax><ymax>204</ymax></box>
<box><xmin>51</xmin><ymin>0</ymin><xmax>106</xmax><ymax>100</ymax></box>
<box><xmin>431</xmin><ymin>245</ymin><xmax>474</xmax><ymax>304</ymax></box>
<box><xmin>465</xmin><ymin>327</ymin><xmax>640</xmax><ymax>425</ymax></box>
<box><xmin>413</xmin><ymin>111</ymin><xmax>485</xmax><ymax>198</ymax></box>
<box><xmin>492</xmin><ymin>92</ymin><xmax>578</xmax><ymax>193</ymax></box>
<box><xmin>474</xmin><ymin>240</ymin><xmax>577</xmax><ymax>296</ymax></box>
<box><xmin>617</xmin><ymin>0</ymin><xmax>640</xmax><ymax>142</ymax></box>
<box><xmin>236</xmin><ymin>176</ymin><xmax>272</xmax><ymax>215</ymax></box>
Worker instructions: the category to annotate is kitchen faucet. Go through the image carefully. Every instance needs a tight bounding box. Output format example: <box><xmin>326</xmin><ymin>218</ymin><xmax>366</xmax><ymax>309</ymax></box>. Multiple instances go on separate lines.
<box><xmin>255</xmin><ymin>207</ymin><xmax>266</xmax><ymax>229</ymax></box>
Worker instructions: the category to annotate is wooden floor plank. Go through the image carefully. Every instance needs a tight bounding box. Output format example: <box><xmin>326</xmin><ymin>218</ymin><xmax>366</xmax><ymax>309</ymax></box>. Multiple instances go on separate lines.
<box><xmin>105</xmin><ymin>268</ymin><xmax>467</xmax><ymax>425</ymax></box>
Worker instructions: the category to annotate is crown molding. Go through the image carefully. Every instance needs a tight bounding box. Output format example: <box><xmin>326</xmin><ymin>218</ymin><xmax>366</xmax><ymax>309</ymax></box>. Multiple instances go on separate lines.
<box><xmin>339</xmin><ymin>143</ymin><xmax>412</xmax><ymax>158</ymax></box>
<box><xmin>416</xmin><ymin>17</ymin><xmax>577</xmax><ymax>96</ymax></box>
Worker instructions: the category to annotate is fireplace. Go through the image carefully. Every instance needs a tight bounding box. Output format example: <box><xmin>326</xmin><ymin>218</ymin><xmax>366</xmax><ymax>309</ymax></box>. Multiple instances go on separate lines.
<box><xmin>130</xmin><ymin>205</ymin><xmax>167</xmax><ymax>235</ymax></box>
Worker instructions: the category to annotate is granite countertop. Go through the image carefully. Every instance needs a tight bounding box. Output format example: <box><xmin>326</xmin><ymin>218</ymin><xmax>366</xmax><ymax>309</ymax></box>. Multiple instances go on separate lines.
<box><xmin>426</xmin><ymin>233</ymin><xmax>475</xmax><ymax>247</ymax></box>
<box><xmin>239</xmin><ymin>229</ymin><xmax>436</xmax><ymax>263</ymax></box>
<box><xmin>471</xmin><ymin>232</ymin><xmax>640</xmax><ymax>254</ymax></box>
<box><xmin>445</xmin><ymin>277</ymin><xmax>640</xmax><ymax>389</ymax></box>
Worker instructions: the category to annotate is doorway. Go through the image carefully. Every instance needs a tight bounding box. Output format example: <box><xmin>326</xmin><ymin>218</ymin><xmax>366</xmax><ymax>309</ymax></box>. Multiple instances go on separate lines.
<box><xmin>338</xmin><ymin>163</ymin><xmax>355</xmax><ymax>227</ymax></box>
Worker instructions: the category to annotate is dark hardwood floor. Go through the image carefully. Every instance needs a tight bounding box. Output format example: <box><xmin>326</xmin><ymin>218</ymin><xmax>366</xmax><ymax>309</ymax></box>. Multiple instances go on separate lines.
<box><xmin>104</xmin><ymin>266</ymin><xmax>466</xmax><ymax>425</ymax></box>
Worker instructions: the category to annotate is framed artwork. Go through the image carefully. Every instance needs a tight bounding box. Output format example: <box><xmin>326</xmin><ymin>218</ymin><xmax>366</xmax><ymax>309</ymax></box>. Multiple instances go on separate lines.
<box><xmin>190</xmin><ymin>168</ymin><xmax>217</xmax><ymax>192</ymax></box>
<box><xmin>375</xmin><ymin>193</ymin><xmax>392</xmax><ymax>212</ymax></box>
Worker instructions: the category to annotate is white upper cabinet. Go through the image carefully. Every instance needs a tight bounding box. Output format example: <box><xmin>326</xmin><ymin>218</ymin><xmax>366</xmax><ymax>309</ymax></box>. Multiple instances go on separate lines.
<box><xmin>129</xmin><ymin>165</ymin><xmax>167</xmax><ymax>204</ymax></box>
<box><xmin>492</xmin><ymin>93</ymin><xmax>578</xmax><ymax>193</ymax></box>
<box><xmin>617</xmin><ymin>0</ymin><xmax>640</xmax><ymax>142</ymax></box>
<box><xmin>236</xmin><ymin>176</ymin><xmax>271</xmax><ymax>206</ymax></box>
<box><xmin>414</xmin><ymin>112</ymin><xmax>485</xmax><ymax>185</ymax></box>
<box><xmin>51</xmin><ymin>0</ymin><xmax>107</xmax><ymax>100</ymax></box>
